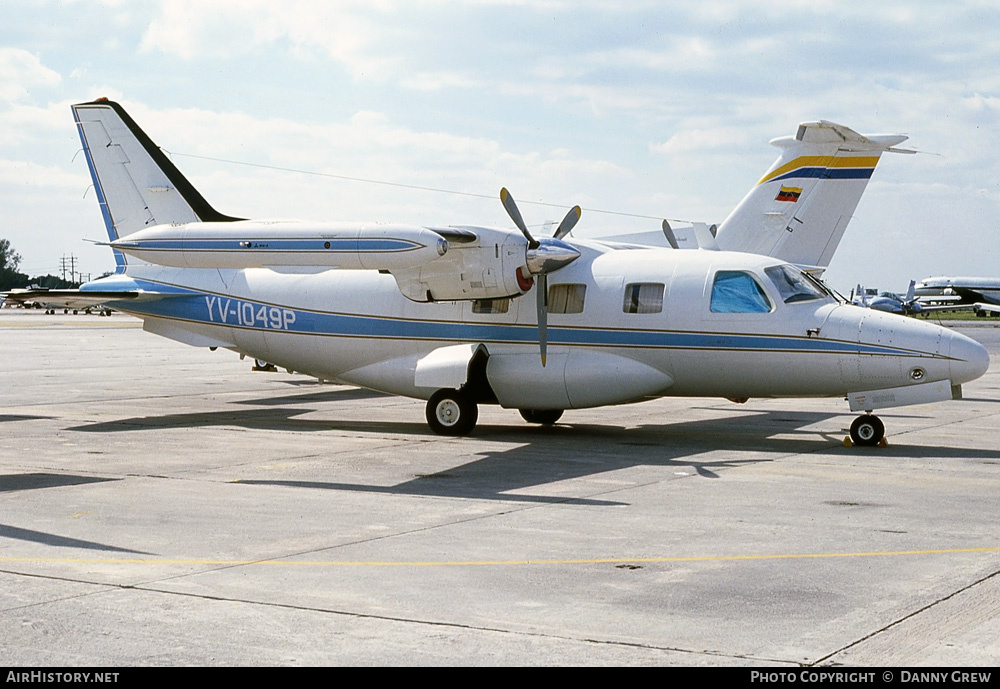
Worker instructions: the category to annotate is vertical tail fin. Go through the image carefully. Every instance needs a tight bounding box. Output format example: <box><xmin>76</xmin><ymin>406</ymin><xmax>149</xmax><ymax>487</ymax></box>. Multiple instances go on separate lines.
<box><xmin>72</xmin><ymin>99</ymin><xmax>242</xmax><ymax>269</ymax></box>
<box><xmin>714</xmin><ymin>121</ymin><xmax>912</xmax><ymax>269</ymax></box>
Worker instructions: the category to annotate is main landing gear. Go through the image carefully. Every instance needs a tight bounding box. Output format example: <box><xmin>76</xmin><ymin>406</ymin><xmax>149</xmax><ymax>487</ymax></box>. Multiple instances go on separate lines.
<box><xmin>424</xmin><ymin>389</ymin><xmax>567</xmax><ymax>436</ymax></box>
<box><xmin>850</xmin><ymin>414</ymin><xmax>885</xmax><ymax>447</ymax></box>
<box><xmin>518</xmin><ymin>409</ymin><xmax>563</xmax><ymax>425</ymax></box>
<box><xmin>426</xmin><ymin>389</ymin><xmax>479</xmax><ymax>436</ymax></box>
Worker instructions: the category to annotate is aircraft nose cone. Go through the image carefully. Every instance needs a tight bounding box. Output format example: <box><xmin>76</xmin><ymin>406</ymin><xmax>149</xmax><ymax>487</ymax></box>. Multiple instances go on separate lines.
<box><xmin>948</xmin><ymin>330</ymin><xmax>989</xmax><ymax>385</ymax></box>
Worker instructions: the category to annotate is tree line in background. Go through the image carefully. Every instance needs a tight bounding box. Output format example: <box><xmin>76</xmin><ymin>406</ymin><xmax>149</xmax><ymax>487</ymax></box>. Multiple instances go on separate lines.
<box><xmin>0</xmin><ymin>238</ymin><xmax>82</xmax><ymax>290</ymax></box>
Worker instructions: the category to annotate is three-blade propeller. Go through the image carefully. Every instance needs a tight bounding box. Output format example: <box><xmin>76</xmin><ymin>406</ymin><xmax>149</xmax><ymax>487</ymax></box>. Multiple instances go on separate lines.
<box><xmin>500</xmin><ymin>188</ymin><xmax>582</xmax><ymax>366</ymax></box>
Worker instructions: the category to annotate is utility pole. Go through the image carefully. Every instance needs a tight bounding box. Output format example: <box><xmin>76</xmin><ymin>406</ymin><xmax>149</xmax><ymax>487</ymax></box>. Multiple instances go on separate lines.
<box><xmin>60</xmin><ymin>254</ymin><xmax>78</xmax><ymax>283</ymax></box>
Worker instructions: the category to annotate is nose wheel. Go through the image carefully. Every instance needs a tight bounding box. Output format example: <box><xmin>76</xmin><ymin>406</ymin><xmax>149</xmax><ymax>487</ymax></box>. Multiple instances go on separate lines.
<box><xmin>850</xmin><ymin>414</ymin><xmax>885</xmax><ymax>447</ymax></box>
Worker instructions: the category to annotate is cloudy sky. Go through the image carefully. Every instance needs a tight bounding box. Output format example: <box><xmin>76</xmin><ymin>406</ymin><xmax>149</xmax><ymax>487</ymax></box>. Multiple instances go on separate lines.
<box><xmin>2</xmin><ymin>1</ymin><xmax>998</xmax><ymax>292</ymax></box>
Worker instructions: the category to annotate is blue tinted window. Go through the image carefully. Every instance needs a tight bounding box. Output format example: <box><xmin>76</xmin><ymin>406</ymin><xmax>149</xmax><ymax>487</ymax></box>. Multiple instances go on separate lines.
<box><xmin>711</xmin><ymin>271</ymin><xmax>772</xmax><ymax>313</ymax></box>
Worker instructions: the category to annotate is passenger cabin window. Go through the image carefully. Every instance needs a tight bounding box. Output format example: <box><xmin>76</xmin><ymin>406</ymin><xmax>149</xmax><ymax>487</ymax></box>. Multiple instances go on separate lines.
<box><xmin>710</xmin><ymin>271</ymin><xmax>772</xmax><ymax>313</ymax></box>
<box><xmin>623</xmin><ymin>283</ymin><xmax>664</xmax><ymax>314</ymax></box>
<box><xmin>548</xmin><ymin>284</ymin><xmax>586</xmax><ymax>314</ymax></box>
<box><xmin>764</xmin><ymin>264</ymin><xmax>827</xmax><ymax>304</ymax></box>
<box><xmin>472</xmin><ymin>298</ymin><xmax>510</xmax><ymax>314</ymax></box>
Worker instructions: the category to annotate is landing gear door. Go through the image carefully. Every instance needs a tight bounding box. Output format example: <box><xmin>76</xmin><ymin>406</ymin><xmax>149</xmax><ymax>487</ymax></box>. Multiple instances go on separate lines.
<box><xmin>415</xmin><ymin>343</ymin><xmax>488</xmax><ymax>390</ymax></box>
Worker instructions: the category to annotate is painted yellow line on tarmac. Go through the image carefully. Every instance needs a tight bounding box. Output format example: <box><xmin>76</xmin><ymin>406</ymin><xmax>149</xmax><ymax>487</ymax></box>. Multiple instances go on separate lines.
<box><xmin>3</xmin><ymin>546</ymin><xmax>999</xmax><ymax>568</ymax></box>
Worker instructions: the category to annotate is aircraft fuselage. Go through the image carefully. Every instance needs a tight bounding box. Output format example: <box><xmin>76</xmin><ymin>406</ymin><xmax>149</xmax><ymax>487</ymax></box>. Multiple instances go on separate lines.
<box><xmin>88</xmin><ymin>240</ymin><xmax>988</xmax><ymax>413</ymax></box>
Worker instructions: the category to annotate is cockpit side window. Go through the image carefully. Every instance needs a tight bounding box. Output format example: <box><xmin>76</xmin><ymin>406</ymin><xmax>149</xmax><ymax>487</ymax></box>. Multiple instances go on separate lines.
<box><xmin>710</xmin><ymin>271</ymin><xmax>772</xmax><ymax>313</ymax></box>
<box><xmin>764</xmin><ymin>264</ymin><xmax>828</xmax><ymax>304</ymax></box>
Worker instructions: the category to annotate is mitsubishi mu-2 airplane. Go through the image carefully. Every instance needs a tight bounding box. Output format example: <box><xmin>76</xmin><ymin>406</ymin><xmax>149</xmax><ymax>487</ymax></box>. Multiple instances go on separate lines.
<box><xmin>41</xmin><ymin>98</ymin><xmax>988</xmax><ymax>446</ymax></box>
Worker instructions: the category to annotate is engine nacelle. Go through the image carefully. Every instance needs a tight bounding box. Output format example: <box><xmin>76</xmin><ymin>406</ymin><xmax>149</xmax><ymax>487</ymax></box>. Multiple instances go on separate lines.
<box><xmin>390</xmin><ymin>226</ymin><xmax>530</xmax><ymax>302</ymax></box>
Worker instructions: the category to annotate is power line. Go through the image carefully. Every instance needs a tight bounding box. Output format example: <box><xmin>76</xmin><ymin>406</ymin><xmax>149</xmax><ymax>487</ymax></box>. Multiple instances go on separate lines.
<box><xmin>165</xmin><ymin>150</ymin><xmax>684</xmax><ymax>223</ymax></box>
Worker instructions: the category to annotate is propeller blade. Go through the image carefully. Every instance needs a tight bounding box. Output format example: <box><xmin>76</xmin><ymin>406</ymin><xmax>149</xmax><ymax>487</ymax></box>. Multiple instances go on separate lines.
<box><xmin>661</xmin><ymin>220</ymin><xmax>679</xmax><ymax>249</ymax></box>
<box><xmin>500</xmin><ymin>188</ymin><xmax>538</xmax><ymax>249</ymax></box>
<box><xmin>536</xmin><ymin>272</ymin><xmax>548</xmax><ymax>366</ymax></box>
<box><xmin>553</xmin><ymin>205</ymin><xmax>582</xmax><ymax>239</ymax></box>
<box><xmin>498</xmin><ymin>187</ymin><xmax>579</xmax><ymax>366</ymax></box>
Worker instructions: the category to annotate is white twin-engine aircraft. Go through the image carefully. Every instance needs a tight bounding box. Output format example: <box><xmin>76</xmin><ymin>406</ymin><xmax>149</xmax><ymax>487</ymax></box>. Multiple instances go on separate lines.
<box><xmin>63</xmin><ymin>98</ymin><xmax>987</xmax><ymax>445</ymax></box>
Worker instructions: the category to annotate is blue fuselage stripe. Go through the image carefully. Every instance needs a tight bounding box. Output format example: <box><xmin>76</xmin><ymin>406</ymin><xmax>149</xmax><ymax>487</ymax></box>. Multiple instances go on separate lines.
<box><xmin>104</xmin><ymin>280</ymin><xmax>928</xmax><ymax>359</ymax></box>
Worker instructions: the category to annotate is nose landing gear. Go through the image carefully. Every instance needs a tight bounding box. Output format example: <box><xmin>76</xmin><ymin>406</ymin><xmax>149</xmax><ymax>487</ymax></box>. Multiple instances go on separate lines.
<box><xmin>850</xmin><ymin>414</ymin><xmax>885</xmax><ymax>447</ymax></box>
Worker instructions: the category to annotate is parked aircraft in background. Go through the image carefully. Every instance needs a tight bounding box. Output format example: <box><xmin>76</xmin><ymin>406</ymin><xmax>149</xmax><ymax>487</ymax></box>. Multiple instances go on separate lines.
<box><xmin>14</xmin><ymin>99</ymin><xmax>990</xmax><ymax>446</ymax></box>
<box><xmin>1</xmin><ymin>288</ymin><xmax>114</xmax><ymax>315</ymax></box>
<box><xmin>915</xmin><ymin>276</ymin><xmax>1000</xmax><ymax>316</ymax></box>
<box><xmin>852</xmin><ymin>281</ymin><xmax>924</xmax><ymax>316</ymax></box>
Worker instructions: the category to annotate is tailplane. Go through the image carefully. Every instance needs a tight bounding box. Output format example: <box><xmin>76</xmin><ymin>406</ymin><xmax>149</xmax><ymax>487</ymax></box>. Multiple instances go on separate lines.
<box><xmin>715</xmin><ymin>121</ymin><xmax>912</xmax><ymax>269</ymax></box>
<box><xmin>72</xmin><ymin>98</ymin><xmax>242</xmax><ymax>268</ymax></box>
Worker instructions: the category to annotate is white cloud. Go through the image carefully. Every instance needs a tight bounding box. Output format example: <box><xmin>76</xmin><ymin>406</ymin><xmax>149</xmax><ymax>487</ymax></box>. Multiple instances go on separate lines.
<box><xmin>0</xmin><ymin>48</ymin><xmax>61</xmax><ymax>103</ymax></box>
<box><xmin>138</xmin><ymin>0</ymin><xmax>399</xmax><ymax>78</ymax></box>
<box><xmin>0</xmin><ymin>159</ymin><xmax>84</xmax><ymax>189</ymax></box>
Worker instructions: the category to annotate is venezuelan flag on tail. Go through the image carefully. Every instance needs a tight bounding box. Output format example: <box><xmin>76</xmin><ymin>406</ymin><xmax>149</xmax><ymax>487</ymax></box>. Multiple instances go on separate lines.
<box><xmin>714</xmin><ymin>121</ymin><xmax>913</xmax><ymax>272</ymax></box>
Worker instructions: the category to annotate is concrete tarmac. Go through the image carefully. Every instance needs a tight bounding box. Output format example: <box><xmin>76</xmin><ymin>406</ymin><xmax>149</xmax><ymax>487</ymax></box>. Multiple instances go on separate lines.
<box><xmin>1</xmin><ymin>309</ymin><xmax>999</xmax><ymax>666</ymax></box>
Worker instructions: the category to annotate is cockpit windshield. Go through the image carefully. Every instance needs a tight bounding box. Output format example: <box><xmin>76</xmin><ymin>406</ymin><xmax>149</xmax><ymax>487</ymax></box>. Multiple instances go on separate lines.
<box><xmin>764</xmin><ymin>264</ymin><xmax>831</xmax><ymax>304</ymax></box>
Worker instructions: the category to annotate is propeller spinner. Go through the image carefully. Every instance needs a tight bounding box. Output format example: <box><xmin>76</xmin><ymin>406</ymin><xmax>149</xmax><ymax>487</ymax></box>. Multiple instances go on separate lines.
<box><xmin>499</xmin><ymin>188</ymin><xmax>582</xmax><ymax>366</ymax></box>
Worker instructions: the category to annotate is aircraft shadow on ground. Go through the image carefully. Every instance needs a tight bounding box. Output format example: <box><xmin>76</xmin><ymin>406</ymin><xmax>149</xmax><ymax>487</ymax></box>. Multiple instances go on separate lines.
<box><xmin>0</xmin><ymin>523</ymin><xmax>151</xmax><ymax>555</ymax></box>
<box><xmin>65</xmin><ymin>403</ymin><xmax>1000</xmax><ymax>505</ymax></box>
<box><xmin>0</xmin><ymin>473</ymin><xmax>118</xmax><ymax>493</ymax></box>
<box><xmin>0</xmin><ymin>414</ymin><xmax>53</xmax><ymax>423</ymax></box>
<box><xmin>236</xmin><ymin>427</ymin><xmax>1000</xmax><ymax>504</ymax></box>
<box><xmin>224</xmin><ymin>411</ymin><xmax>845</xmax><ymax>505</ymax></box>
<box><xmin>231</xmin><ymin>387</ymin><xmax>390</xmax><ymax>407</ymax></box>
<box><xmin>0</xmin><ymin>474</ymin><xmax>152</xmax><ymax>554</ymax></box>
<box><xmin>67</xmin><ymin>408</ymin><xmax>431</xmax><ymax>435</ymax></box>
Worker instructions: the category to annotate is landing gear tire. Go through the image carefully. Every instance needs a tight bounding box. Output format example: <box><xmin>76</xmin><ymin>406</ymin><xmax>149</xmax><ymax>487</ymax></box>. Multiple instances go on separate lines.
<box><xmin>518</xmin><ymin>409</ymin><xmax>564</xmax><ymax>425</ymax></box>
<box><xmin>426</xmin><ymin>389</ymin><xmax>478</xmax><ymax>436</ymax></box>
<box><xmin>850</xmin><ymin>415</ymin><xmax>885</xmax><ymax>447</ymax></box>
